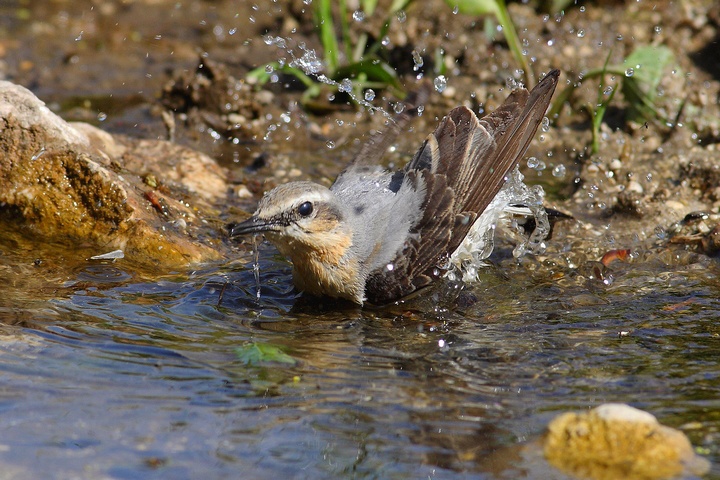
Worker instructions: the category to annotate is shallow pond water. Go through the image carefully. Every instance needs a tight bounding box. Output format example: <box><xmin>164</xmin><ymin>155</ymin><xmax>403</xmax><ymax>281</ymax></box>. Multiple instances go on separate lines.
<box><xmin>0</xmin><ymin>231</ymin><xmax>718</xmax><ymax>478</ymax></box>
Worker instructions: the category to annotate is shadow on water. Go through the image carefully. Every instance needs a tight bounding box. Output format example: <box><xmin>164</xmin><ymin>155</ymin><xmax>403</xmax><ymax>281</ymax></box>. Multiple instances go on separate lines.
<box><xmin>0</xmin><ymin>227</ymin><xmax>718</xmax><ymax>478</ymax></box>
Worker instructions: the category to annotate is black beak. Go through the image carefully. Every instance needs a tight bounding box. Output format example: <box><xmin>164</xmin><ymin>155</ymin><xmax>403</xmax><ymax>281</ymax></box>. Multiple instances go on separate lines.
<box><xmin>228</xmin><ymin>216</ymin><xmax>286</xmax><ymax>237</ymax></box>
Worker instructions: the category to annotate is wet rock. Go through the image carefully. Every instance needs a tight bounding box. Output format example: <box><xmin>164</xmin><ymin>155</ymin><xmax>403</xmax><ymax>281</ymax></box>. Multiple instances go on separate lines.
<box><xmin>669</xmin><ymin>213</ymin><xmax>720</xmax><ymax>256</ymax></box>
<box><xmin>544</xmin><ymin>403</ymin><xmax>710</xmax><ymax>479</ymax></box>
<box><xmin>0</xmin><ymin>80</ymin><xmax>228</xmax><ymax>267</ymax></box>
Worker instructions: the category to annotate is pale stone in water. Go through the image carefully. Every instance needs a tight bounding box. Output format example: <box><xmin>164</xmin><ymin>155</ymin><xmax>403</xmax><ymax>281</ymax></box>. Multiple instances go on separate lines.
<box><xmin>544</xmin><ymin>403</ymin><xmax>710</xmax><ymax>479</ymax></box>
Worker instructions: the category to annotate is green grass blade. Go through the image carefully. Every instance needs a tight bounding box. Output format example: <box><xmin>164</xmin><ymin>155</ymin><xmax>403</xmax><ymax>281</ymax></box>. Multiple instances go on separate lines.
<box><xmin>315</xmin><ymin>0</ymin><xmax>339</xmax><ymax>75</ymax></box>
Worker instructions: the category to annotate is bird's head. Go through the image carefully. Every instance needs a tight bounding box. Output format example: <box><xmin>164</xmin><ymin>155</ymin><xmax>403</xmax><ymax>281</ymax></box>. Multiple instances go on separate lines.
<box><xmin>230</xmin><ymin>181</ymin><xmax>352</xmax><ymax>261</ymax></box>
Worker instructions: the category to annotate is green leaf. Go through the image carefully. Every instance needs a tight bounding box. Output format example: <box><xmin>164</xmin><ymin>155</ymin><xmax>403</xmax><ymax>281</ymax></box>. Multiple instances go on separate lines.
<box><xmin>445</xmin><ymin>0</ymin><xmax>500</xmax><ymax>16</ymax></box>
<box><xmin>389</xmin><ymin>0</ymin><xmax>414</xmax><ymax>14</ymax></box>
<box><xmin>235</xmin><ymin>342</ymin><xmax>297</xmax><ymax>365</ymax></box>
<box><xmin>335</xmin><ymin>58</ymin><xmax>402</xmax><ymax>90</ymax></box>
<box><xmin>621</xmin><ymin>45</ymin><xmax>674</xmax><ymax>122</ymax></box>
<box><xmin>362</xmin><ymin>0</ymin><xmax>379</xmax><ymax>16</ymax></box>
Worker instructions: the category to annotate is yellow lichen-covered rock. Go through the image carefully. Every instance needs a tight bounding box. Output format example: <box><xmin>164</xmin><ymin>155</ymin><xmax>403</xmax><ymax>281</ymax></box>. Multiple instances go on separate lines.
<box><xmin>544</xmin><ymin>403</ymin><xmax>710</xmax><ymax>480</ymax></box>
<box><xmin>0</xmin><ymin>80</ymin><xmax>229</xmax><ymax>267</ymax></box>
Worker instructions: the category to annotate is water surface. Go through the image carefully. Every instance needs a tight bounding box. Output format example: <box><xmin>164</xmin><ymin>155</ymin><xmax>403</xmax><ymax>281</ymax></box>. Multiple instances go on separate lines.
<box><xmin>0</xmin><ymin>235</ymin><xmax>717</xmax><ymax>478</ymax></box>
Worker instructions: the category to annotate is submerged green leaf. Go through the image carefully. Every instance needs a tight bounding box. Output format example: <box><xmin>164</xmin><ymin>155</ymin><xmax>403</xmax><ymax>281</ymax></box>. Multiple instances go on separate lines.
<box><xmin>235</xmin><ymin>342</ymin><xmax>297</xmax><ymax>365</ymax></box>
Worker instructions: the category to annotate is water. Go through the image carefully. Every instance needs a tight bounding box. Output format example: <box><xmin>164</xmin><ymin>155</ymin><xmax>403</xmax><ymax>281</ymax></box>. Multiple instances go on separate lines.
<box><xmin>1</xmin><ymin>222</ymin><xmax>718</xmax><ymax>478</ymax></box>
<box><xmin>264</xmin><ymin>36</ymin><xmax>395</xmax><ymax>119</ymax></box>
<box><xmin>450</xmin><ymin>166</ymin><xmax>550</xmax><ymax>280</ymax></box>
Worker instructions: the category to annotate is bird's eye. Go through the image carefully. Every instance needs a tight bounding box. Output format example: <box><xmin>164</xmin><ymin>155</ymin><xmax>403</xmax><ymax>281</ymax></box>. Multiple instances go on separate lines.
<box><xmin>297</xmin><ymin>201</ymin><xmax>314</xmax><ymax>217</ymax></box>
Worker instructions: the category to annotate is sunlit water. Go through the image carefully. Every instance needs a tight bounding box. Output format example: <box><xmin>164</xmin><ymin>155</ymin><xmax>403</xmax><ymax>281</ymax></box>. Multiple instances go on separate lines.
<box><xmin>0</xmin><ymin>232</ymin><xmax>718</xmax><ymax>478</ymax></box>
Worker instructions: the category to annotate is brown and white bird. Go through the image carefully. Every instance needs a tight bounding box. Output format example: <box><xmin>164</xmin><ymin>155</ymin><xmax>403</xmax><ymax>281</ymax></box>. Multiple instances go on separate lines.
<box><xmin>230</xmin><ymin>69</ymin><xmax>560</xmax><ymax>305</ymax></box>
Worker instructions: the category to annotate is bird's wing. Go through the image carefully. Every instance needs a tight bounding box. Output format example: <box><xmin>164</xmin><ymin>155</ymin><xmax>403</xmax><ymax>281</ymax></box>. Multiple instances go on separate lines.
<box><xmin>333</xmin><ymin>83</ymin><xmax>431</xmax><ymax>188</ymax></box>
<box><xmin>365</xmin><ymin>70</ymin><xmax>559</xmax><ymax>304</ymax></box>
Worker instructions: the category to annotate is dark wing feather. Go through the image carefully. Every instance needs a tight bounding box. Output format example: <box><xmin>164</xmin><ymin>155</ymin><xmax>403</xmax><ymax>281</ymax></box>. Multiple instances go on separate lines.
<box><xmin>366</xmin><ymin>171</ymin><xmax>455</xmax><ymax>304</ymax></box>
<box><xmin>366</xmin><ymin>69</ymin><xmax>560</xmax><ymax>304</ymax></box>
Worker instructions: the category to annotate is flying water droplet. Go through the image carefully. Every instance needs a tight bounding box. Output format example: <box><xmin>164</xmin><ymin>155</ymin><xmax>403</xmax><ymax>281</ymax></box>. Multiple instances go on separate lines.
<box><xmin>326</xmin><ymin>140</ymin><xmax>335</xmax><ymax>149</ymax></box>
<box><xmin>541</xmin><ymin>116</ymin><xmax>550</xmax><ymax>132</ymax></box>
<box><xmin>338</xmin><ymin>78</ymin><xmax>353</xmax><ymax>93</ymax></box>
<box><xmin>352</xmin><ymin>10</ymin><xmax>364</xmax><ymax>22</ymax></box>
<box><xmin>252</xmin><ymin>235</ymin><xmax>262</xmax><ymax>301</ymax></box>
<box><xmin>364</xmin><ymin>89</ymin><xmax>375</xmax><ymax>101</ymax></box>
<box><xmin>552</xmin><ymin>164</ymin><xmax>567</xmax><ymax>178</ymax></box>
<box><xmin>434</xmin><ymin>75</ymin><xmax>447</xmax><ymax>93</ymax></box>
<box><xmin>289</xmin><ymin>49</ymin><xmax>323</xmax><ymax>74</ymax></box>
<box><xmin>412</xmin><ymin>50</ymin><xmax>424</xmax><ymax>71</ymax></box>
<box><xmin>625</xmin><ymin>68</ymin><xmax>634</xmax><ymax>77</ymax></box>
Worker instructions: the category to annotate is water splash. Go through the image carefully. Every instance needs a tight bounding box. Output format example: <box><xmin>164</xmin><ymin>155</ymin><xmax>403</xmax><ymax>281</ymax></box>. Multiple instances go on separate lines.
<box><xmin>290</xmin><ymin>47</ymin><xmax>323</xmax><ymax>74</ymax></box>
<box><xmin>448</xmin><ymin>166</ymin><xmax>549</xmax><ymax>282</ymax></box>
<box><xmin>552</xmin><ymin>164</ymin><xmax>567</xmax><ymax>178</ymax></box>
<box><xmin>264</xmin><ymin>36</ymin><xmax>395</xmax><ymax>119</ymax></box>
<box><xmin>252</xmin><ymin>234</ymin><xmax>262</xmax><ymax>301</ymax></box>
<box><xmin>412</xmin><ymin>50</ymin><xmax>424</xmax><ymax>71</ymax></box>
<box><xmin>433</xmin><ymin>75</ymin><xmax>447</xmax><ymax>93</ymax></box>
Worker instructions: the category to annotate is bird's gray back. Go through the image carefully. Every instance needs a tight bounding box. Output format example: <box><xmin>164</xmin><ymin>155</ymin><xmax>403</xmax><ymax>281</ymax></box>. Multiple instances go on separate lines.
<box><xmin>331</xmin><ymin>166</ymin><xmax>424</xmax><ymax>276</ymax></box>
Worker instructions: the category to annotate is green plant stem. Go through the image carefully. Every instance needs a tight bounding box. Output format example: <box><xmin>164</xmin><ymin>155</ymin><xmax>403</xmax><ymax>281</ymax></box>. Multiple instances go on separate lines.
<box><xmin>316</xmin><ymin>0</ymin><xmax>339</xmax><ymax>76</ymax></box>
<box><xmin>589</xmin><ymin>51</ymin><xmax>615</xmax><ymax>154</ymax></box>
<box><xmin>495</xmin><ymin>0</ymin><xmax>532</xmax><ymax>86</ymax></box>
<box><xmin>338</xmin><ymin>0</ymin><xmax>353</xmax><ymax>62</ymax></box>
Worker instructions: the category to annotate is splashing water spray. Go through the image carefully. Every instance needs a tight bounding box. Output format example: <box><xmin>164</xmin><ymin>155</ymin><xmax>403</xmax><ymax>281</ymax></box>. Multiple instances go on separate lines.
<box><xmin>263</xmin><ymin>35</ymin><xmax>397</xmax><ymax>119</ymax></box>
<box><xmin>252</xmin><ymin>234</ymin><xmax>262</xmax><ymax>301</ymax></box>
